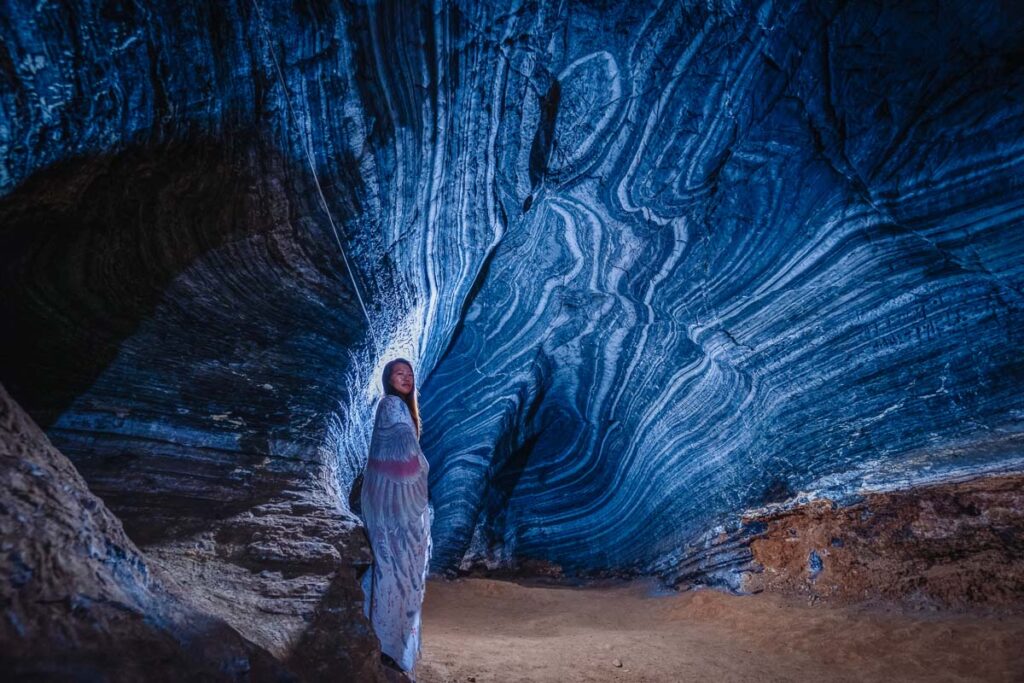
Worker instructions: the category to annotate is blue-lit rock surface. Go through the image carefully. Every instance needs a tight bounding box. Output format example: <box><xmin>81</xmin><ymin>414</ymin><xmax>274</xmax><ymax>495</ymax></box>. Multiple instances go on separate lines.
<box><xmin>1</xmin><ymin>0</ymin><xmax>1022</xmax><ymax>648</ymax></box>
<box><xmin>415</xmin><ymin>0</ymin><xmax>1024</xmax><ymax>575</ymax></box>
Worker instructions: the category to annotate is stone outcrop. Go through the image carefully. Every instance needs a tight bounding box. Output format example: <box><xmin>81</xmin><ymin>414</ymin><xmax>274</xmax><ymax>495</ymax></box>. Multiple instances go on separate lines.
<box><xmin>665</xmin><ymin>470</ymin><xmax>1024</xmax><ymax>611</ymax></box>
<box><xmin>143</xmin><ymin>492</ymin><xmax>386</xmax><ymax>681</ymax></box>
<box><xmin>0</xmin><ymin>382</ymin><xmax>292</xmax><ymax>680</ymax></box>
<box><xmin>0</xmin><ymin>134</ymin><xmax>396</xmax><ymax>680</ymax></box>
<box><xmin>742</xmin><ymin>473</ymin><xmax>1024</xmax><ymax>610</ymax></box>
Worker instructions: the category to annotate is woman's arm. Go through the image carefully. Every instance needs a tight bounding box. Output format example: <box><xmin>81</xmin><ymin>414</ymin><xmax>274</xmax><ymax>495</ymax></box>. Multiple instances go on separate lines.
<box><xmin>367</xmin><ymin>396</ymin><xmax>421</xmax><ymax>466</ymax></box>
<box><xmin>361</xmin><ymin>396</ymin><xmax>428</xmax><ymax>523</ymax></box>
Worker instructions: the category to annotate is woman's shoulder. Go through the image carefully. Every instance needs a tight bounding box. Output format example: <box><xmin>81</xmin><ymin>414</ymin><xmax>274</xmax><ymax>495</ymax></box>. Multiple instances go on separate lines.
<box><xmin>377</xmin><ymin>394</ymin><xmax>410</xmax><ymax>421</ymax></box>
<box><xmin>378</xmin><ymin>394</ymin><xmax>406</xmax><ymax>409</ymax></box>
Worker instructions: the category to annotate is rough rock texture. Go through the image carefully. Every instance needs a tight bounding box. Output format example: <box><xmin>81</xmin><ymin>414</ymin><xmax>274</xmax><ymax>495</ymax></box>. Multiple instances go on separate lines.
<box><xmin>666</xmin><ymin>470</ymin><xmax>1024</xmax><ymax>612</ymax></box>
<box><xmin>742</xmin><ymin>473</ymin><xmax>1024</xmax><ymax>610</ymax></box>
<box><xmin>142</xmin><ymin>493</ymin><xmax>388</xmax><ymax>681</ymax></box>
<box><xmin>1</xmin><ymin>0</ymin><xmax>1023</xmax><ymax>617</ymax></box>
<box><xmin>0</xmin><ymin>382</ymin><xmax>291</xmax><ymax>681</ymax></box>
<box><xmin>0</xmin><ymin>2</ymin><xmax>402</xmax><ymax>674</ymax></box>
<box><xmin>0</xmin><ymin>135</ymin><xmax>397</xmax><ymax>679</ymax></box>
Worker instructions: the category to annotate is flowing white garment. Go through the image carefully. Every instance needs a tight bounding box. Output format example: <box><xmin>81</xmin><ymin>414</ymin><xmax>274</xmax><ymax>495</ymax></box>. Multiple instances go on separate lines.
<box><xmin>360</xmin><ymin>394</ymin><xmax>431</xmax><ymax>672</ymax></box>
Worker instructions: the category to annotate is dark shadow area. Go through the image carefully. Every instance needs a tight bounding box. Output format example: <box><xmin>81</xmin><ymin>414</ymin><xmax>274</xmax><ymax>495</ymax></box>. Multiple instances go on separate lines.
<box><xmin>0</xmin><ymin>132</ymin><xmax>372</xmax><ymax>546</ymax></box>
<box><xmin>287</xmin><ymin>565</ymin><xmax>389</xmax><ymax>682</ymax></box>
<box><xmin>0</xmin><ymin>135</ymin><xmax>286</xmax><ymax>425</ymax></box>
<box><xmin>474</xmin><ymin>354</ymin><xmax>555</xmax><ymax>566</ymax></box>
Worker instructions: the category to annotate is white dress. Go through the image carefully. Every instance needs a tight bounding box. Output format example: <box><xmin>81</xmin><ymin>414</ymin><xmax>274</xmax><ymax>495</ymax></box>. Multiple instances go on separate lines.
<box><xmin>360</xmin><ymin>394</ymin><xmax>432</xmax><ymax>672</ymax></box>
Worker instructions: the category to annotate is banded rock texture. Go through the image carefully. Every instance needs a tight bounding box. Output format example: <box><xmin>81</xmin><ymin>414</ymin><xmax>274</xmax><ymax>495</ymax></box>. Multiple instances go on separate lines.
<box><xmin>0</xmin><ymin>0</ymin><xmax>1022</xmax><ymax>651</ymax></box>
<box><xmin>416</xmin><ymin>0</ymin><xmax>1024</xmax><ymax>576</ymax></box>
<box><xmin>0</xmin><ymin>2</ymin><xmax>404</xmax><ymax>677</ymax></box>
<box><xmin>0</xmin><ymin>382</ymin><xmax>290</xmax><ymax>681</ymax></box>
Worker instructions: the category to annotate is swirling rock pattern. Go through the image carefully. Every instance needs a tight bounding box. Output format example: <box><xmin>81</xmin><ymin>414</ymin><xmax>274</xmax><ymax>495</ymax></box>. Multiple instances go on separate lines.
<box><xmin>1</xmin><ymin>0</ymin><xmax>1022</xmax><ymax>617</ymax></box>
<box><xmin>416</xmin><ymin>0</ymin><xmax>1024</xmax><ymax>575</ymax></box>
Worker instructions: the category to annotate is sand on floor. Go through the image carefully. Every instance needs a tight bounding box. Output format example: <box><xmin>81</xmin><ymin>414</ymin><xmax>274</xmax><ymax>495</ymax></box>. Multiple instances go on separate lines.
<box><xmin>414</xmin><ymin>577</ymin><xmax>1024</xmax><ymax>683</ymax></box>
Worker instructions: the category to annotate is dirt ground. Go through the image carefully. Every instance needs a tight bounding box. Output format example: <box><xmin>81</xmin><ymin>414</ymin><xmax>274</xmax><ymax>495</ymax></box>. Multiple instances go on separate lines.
<box><xmin>414</xmin><ymin>577</ymin><xmax>1024</xmax><ymax>683</ymax></box>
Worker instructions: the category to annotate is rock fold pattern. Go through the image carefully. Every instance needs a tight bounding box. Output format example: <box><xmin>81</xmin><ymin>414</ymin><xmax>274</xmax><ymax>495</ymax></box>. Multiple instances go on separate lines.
<box><xmin>1</xmin><ymin>0</ymin><xmax>1022</xmax><ymax>597</ymax></box>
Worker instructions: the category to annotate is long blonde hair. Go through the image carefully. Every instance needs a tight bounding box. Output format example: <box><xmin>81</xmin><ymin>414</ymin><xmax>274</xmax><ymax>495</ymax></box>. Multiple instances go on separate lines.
<box><xmin>381</xmin><ymin>357</ymin><xmax>421</xmax><ymax>438</ymax></box>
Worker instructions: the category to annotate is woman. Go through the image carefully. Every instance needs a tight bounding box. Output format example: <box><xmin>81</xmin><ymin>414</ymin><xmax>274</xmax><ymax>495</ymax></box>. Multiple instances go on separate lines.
<box><xmin>360</xmin><ymin>358</ymin><xmax>432</xmax><ymax>675</ymax></box>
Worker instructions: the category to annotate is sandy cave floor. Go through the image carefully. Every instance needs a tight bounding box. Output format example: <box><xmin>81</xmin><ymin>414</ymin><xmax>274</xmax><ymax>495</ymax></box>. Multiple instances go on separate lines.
<box><xmin>413</xmin><ymin>577</ymin><xmax>1024</xmax><ymax>683</ymax></box>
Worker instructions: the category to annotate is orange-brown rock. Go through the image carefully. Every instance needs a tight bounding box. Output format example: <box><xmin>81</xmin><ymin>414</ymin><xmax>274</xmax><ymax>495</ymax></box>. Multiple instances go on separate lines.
<box><xmin>742</xmin><ymin>474</ymin><xmax>1024</xmax><ymax>610</ymax></box>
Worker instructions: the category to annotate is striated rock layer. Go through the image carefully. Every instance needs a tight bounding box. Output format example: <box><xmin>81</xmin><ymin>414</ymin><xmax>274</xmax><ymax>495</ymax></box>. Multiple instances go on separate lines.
<box><xmin>0</xmin><ymin>2</ymin><xmax>405</xmax><ymax>677</ymax></box>
<box><xmin>0</xmin><ymin>382</ymin><xmax>291</xmax><ymax>681</ymax></box>
<box><xmin>0</xmin><ymin>0</ymin><xmax>1022</xmax><ymax>622</ymax></box>
<box><xmin>416</xmin><ymin>0</ymin><xmax>1024</xmax><ymax>577</ymax></box>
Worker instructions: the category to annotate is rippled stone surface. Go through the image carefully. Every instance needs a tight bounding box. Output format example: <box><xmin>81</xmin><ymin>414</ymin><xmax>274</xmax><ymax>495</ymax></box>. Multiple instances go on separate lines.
<box><xmin>416</xmin><ymin>0</ymin><xmax>1024</xmax><ymax>575</ymax></box>
<box><xmin>1</xmin><ymin>0</ymin><xmax>1023</xmax><ymax>603</ymax></box>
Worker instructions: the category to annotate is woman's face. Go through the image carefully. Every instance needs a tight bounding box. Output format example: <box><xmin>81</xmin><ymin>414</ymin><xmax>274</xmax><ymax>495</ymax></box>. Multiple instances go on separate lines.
<box><xmin>389</xmin><ymin>362</ymin><xmax>414</xmax><ymax>395</ymax></box>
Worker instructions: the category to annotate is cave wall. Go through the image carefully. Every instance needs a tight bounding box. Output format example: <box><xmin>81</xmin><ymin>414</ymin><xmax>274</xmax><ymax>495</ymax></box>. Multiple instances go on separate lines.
<box><xmin>662</xmin><ymin>471</ymin><xmax>1024</xmax><ymax>610</ymax></box>
<box><xmin>742</xmin><ymin>473</ymin><xmax>1024</xmax><ymax>609</ymax></box>
<box><xmin>414</xmin><ymin>0</ymin><xmax>1024</xmax><ymax>574</ymax></box>
<box><xmin>0</xmin><ymin>382</ymin><xmax>292</xmax><ymax>681</ymax></box>
<box><xmin>0</xmin><ymin>1</ymin><xmax>411</xmax><ymax>676</ymax></box>
<box><xmin>1</xmin><ymin>0</ymin><xmax>1023</xmax><ymax>620</ymax></box>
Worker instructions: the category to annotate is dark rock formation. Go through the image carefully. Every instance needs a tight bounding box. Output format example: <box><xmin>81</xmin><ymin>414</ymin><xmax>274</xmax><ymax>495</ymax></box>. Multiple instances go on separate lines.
<box><xmin>0</xmin><ymin>382</ymin><xmax>291</xmax><ymax>681</ymax></box>
<box><xmin>1</xmin><ymin>3</ymin><xmax>1022</xmax><ymax>667</ymax></box>
<box><xmin>0</xmin><ymin>134</ymin><xmax>396</xmax><ymax>680</ymax></box>
<box><xmin>0</xmin><ymin>2</ymin><xmax>401</xmax><ymax>674</ymax></box>
<box><xmin>142</xmin><ymin>489</ymin><xmax>385</xmax><ymax>681</ymax></box>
